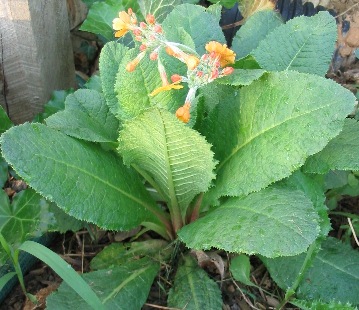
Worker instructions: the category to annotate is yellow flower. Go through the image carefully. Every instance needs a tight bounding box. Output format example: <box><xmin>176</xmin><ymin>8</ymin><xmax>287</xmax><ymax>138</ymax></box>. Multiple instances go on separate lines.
<box><xmin>150</xmin><ymin>82</ymin><xmax>183</xmax><ymax>96</ymax></box>
<box><xmin>113</xmin><ymin>11</ymin><xmax>132</xmax><ymax>38</ymax></box>
<box><xmin>205</xmin><ymin>41</ymin><xmax>236</xmax><ymax>67</ymax></box>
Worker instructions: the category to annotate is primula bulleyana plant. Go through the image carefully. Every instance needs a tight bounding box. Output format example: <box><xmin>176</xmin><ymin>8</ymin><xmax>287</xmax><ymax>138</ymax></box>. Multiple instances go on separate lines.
<box><xmin>1</xmin><ymin>1</ymin><xmax>359</xmax><ymax>309</ymax></box>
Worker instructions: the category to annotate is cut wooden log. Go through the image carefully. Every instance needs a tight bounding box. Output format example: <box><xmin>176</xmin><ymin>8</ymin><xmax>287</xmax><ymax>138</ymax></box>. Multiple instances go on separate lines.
<box><xmin>0</xmin><ymin>0</ymin><xmax>75</xmax><ymax>124</ymax></box>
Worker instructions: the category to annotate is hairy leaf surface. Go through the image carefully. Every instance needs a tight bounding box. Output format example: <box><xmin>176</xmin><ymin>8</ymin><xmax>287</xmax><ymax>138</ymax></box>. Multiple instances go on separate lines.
<box><xmin>231</xmin><ymin>10</ymin><xmax>283</xmax><ymax>59</ymax></box>
<box><xmin>99</xmin><ymin>42</ymin><xmax>129</xmax><ymax>118</ymax></box>
<box><xmin>304</xmin><ymin>119</ymin><xmax>359</xmax><ymax>173</ymax></box>
<box><xmin>119</xmin><ymin>108</ymin><xmax>216</xmax><ymax>219</ymax></box>
<box><xmin>211</xmin><ymin>71</ymin><xmax>355</xmax><ymax>198</ymax></box>
<box><xmin>252</xmin><ymin>12</ymin><xmax>336</xmax><ymax>75</ymax></box>
<box><xmin>262</xmin><ymin>237</ymin><xmax>359</xmax><ymax>304</ymax></box>
<box><xmin>47</xmin><ymin>257</ymin><xmax>159</xmax><ymax>310</ymax></box>
<box><xmin>178</xmin><ymin>187</ymin><xmax>320</xmax><ymax>257</ymax></box>
<box><xmin>162</xmin><ymin>4</ymin><xmax>225</xmax><ymax>55</ymax></box>
<box><xmin>168</xmin><ymin>256</ymin><xmax>222</xmax><ymax>310</ymax></box>
<box><xmin>46</xmin><ymin>89</ymin><xmax>119</xmax><ymax>142</ymax></box>
<box><xmin>0</xmin><ymin>123</ymin><xmax>162</xmax><ymax>231</ymax></box>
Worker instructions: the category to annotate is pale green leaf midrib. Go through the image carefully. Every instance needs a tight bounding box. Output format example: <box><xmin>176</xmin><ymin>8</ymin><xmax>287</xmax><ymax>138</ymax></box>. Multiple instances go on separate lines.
<box><xmin>32</xmin><ymin>153</ymin><xmax>152</xmax><ymax>211</ymax></box>
<box><xmin>224</xmin><ymin>203</ymin><xmax>315</xmax><ymax>243</ymax></box>
<box><xmin>187</xmin><ymin>269</ymin><xmax>200</xmax><ymax>309</ymax></box>
<box><xmin>316</xmin><ymin>256</ymin><xmax>359</xmax><ymax>281</ymax></box>
<box><xmin>159</xmin><ymin>110</ymin><xmax>179</xmax><ymax>210</ymax></box>
<box><xmin>217</xmin><ymin>101</ymin><xmax>333</xmax><ymax>171</ymax></box>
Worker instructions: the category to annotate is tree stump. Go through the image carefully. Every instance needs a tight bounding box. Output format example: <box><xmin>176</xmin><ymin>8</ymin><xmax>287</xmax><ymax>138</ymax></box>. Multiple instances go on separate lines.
<box><xmin>0</xmin><ymin>0</ymin><xmax>75</xmax><ymax>124</ymax></box>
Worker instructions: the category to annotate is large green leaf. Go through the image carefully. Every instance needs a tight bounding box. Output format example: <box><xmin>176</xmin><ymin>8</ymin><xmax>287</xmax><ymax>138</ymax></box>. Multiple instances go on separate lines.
<box><xmin>278</xmin><ymin>170</ymin><xmax>330</xmax><ymax>239</ymax></box>
<box><xmin>119</xmin><ymin>108</ymin><xmax>216</xmax><ymax>220</ymax></box>
<box><xmin>90</xmin><ymin>240</ymin><xmax>169</xmax><ymax>270</ymax></box>
<box><xmin>262</xmin><ymin>237</ymin><xmax>359</xmax><ymax>305</ymax></box>
<box><xmin>0</xmin><ymin>123</ymin><xmax>164</xmax><ymax>231</ymax></box>
<box><xmin>291</xmin><ymin>299</ymin><xmax>358</xmax><ymax>310</ymax></box>
<box><xmin>46</xmin><ymin>89</ymin><xmax>119</xmax><ymax>142</ymax></box>
<box><xmin>0</xmin><ymin>106</ymin><xmax>12</xmax><ymax>134</ymax></box>
<box><xmin>46</xmin><ymin>257</ymin><xmax>159</xmax><ymax>310</ymax></box>
<box><xmin>178</xmin><ymin>187</ymin><xmax>320</xmax><ymax>257</ymax></box>
<box><xmin>304</xmin><ymin>119</ymin><xmax>359</xmax><ymax>174</ymax></box>
<box><xmin>252</xmin><ymin>12</ymin><xmax>336</xmax><ymax>76</ymax></box>
<box><xmin>162</xmin><ymin>4</ymin><xmax>225</xmax><ymax>55</ymax></box>
<box><xmin>211</xmin><ymin>71</ymin><xmax>355</xmax><ymax>198</ymax></box>
<box><xmin>0</xmin><ymin>189</ymin><xmax>53</xmax><ymax>248</ymax></box>
<box><xmin>99</xmin><ymin>42</ymin><xmax>129</xmax><ymax>118</ymax></box>
<box><xmin>139</xmin><ymin>0</ymin><xmax>182</xmax><ymax>23</ymax></box>
<box><xmin>231</xmin><ymin>10</ymin><xmax>283</xmax><ymax>59</ymax></box>
<box><xmin>115</xmin><ymin>49</ymin><xmax>186</xmax><ymax>120</ymax></box>
<box><xmin>168</xmin><ymin>255</ymin><xmax>222</xmax><ymax>310</ymax></box>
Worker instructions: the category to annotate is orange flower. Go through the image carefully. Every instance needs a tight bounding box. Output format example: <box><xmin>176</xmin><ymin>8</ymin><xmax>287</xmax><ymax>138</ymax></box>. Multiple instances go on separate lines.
<box><xmin>176</xmin><ymin>102</ymin><xmax>191</xmax><ymax>123</ymax></box>
<box><xmin>113</xmin><ymin>11</ymin><xmax>133</xmax><ymax>38</ymax></box>
<box><xmin>150</xmin><ymin>82</ymin><xmax>183</xmax><ymax>96</ymax></box>
<box><xmin>205</xmin><ymin>41</ymin><xmax>236</xmax><ymax>67</ymax></box>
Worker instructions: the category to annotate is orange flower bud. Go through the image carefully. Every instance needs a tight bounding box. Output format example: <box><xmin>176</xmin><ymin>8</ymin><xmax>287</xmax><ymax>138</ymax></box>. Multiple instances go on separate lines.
<box><xmin>154</xmin><ymin>24</ymin><xmax>162</xmax><ymax>33</ymax></box>
<box><xmin>211</xmin><ymin>69</ymin><xmax>219</xmax><ymax>79</ymax></box>
<box><xmin>165</xmin><ymin>46</ymin><xmax>176</xmax><ymax>56</ymax></box>
<box><xmin>176</xmin><ymin>102</ymin><xmax>191</xmax><ymax>123</ymax></box>
<box><xmin>126</xmin><ymin>61</ymin><xmax>137</xmax><ymax>72</ymax></box>
<box><xmin>146</xmin><ymin>14</ymin><xmax>156</xmax><ymax>24</ymax></box>
<box><xmin>171</xmin><ymin>74</ymin><xmax>182</xmax><ymax>83</ymax></box>
<box><xmin>150</xmin><ymin>51</ymin><xmax>158</xmax><ymax>61</ymax></box>
<box><xmin>139</xmin><ymin>44</ymin><xmax>147</xmax><ymax>51</ymax></box>
<box><xmin>222</xmin><ymin>67</ymin><xmax>234</xmax><ymax>75</ymax></box>
<box><xmin>128</xmin><ymin>8</ymin><xmax>133</xmax><ymax>15</ymax></box>
<box><xmin>196</xmin><ymin>71</ymin><xmax>203</xmax><ymax>77</ymax></box>
<box><xmin>140</xmin><ymin>22</ymin><xmax>147</xmax><ymax>29</ymax></box>
<box><xmin>133</xmin><ymin>29</ymin><xmax>142</xmax><ymax>36</ymax></box>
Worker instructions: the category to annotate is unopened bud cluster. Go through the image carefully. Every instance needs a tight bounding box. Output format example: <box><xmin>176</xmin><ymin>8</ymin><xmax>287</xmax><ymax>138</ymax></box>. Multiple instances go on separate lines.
<box><xmin>113</xmin><ymin>9</ymin><xmax>236</xmax><ymax>123</ymax></box>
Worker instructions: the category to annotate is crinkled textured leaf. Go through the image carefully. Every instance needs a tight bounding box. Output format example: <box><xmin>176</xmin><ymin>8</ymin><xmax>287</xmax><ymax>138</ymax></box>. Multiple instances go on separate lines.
<box><xmin>231</xmin><ymin>10</ymin><xmax>283</xmax><ymax>59</ymax></box>
<box><xmin>291</xmin><ymin>299</ymin><xmax>358</xmax><ymax>310</ymax></box>
<box><xmin>99</xmin><ymin>42</ymin><xmax>129</xmax><ymax>118</ymax></box>
<box><xmin>304</xmin><ymin>119</ymin><xmax>359</xmax><ymax>174</ymax></box>
<box><xmin>278</xmin><ymin>170</ymin><xmax>330</xmax><ymax>239</ymax></box>
<box><xmin>252</xmin><ymin>12</ymin><xmax>336</xmax><ymax>76</ymax></box>
<box><xmin>162</xmin><ymin>4</ymin><xmax>225</xmax><ymax>55</ymax></box>
<box><xmin>80</xmin><ymin>0</ymin><xmax>139</xmax><ymax>41</ymax></box>
<box><xmin>0</xmin><ymin>123</ymin><xmax>162</xmax><ymax>231</ymax></box>
<box><xmin>212</xmin><ymin>71</ymin><xmax>355</xmax><ymax>198</ymax></box>
<box><xmin>90</xmin><ymin>240</ymin><xmax>169</xmax><ymax>270</ymax></box>
<box><xmin>216</xmin><ymin>69</ymin><xmax>266</xmax><ymax>86</ymax></box>
<box><xmin>0</xmin><ymin>189</ymin><xmax>53</xmax><ymax>253</ymax></box>
<box><xmin>178</xmin><ymin>187</ymin><xmax>320</xmax><ymax>257</ymax></box>
<box><xmin>119</xmin><ymin>108</ymin><xmax>216</xmax><ymax>219</ymax></box>
<box><xmin>0</xmin><ymin>106</ymin><xmax>12</xmax><ymax>134</ymax></box>
<box><xmin>47</xmin><ymin>257</ymin><xmax>159</xmax><ymax>310</ymax></box>
<box><xmin>262</xmin><ymin>237</ymin><xmax>359</xmax><ymax>305</ymax></box>
<box><xmin>84</xmin><ymin>74</ymin><xmax>102</xmax><ymax>93</ymax></box>
<box><xmin>116</xmin><ymin>49</ymin><xmax>186</xmax><ymax>120</ymax></box>
<box><xmin>168</xmin><ymin>255</ymin><xmax>222</xmax><ymax>310</ymax></box>
<box><xmin>46</xmin><ymin>89</ymin><xmax>119</xmax><ymax>142</ymax></box>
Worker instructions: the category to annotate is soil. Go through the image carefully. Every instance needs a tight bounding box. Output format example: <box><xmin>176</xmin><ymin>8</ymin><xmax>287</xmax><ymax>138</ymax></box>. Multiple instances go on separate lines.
<box><xmin>1</xmin><ymin>0</ymin><xmax>359</xmax><ymax>309</ymax></box>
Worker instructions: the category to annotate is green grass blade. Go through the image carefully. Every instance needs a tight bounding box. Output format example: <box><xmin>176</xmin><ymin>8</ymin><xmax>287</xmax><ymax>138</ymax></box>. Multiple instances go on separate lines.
<box><xmin>19</xmin><ymin>241</ymin><xmax>105</xmax><ymax>310</ymax></box>
<box><xmin>0</xmin><ymin>272</ymin><xmax>16</xmax><ymax>290</ymax></box>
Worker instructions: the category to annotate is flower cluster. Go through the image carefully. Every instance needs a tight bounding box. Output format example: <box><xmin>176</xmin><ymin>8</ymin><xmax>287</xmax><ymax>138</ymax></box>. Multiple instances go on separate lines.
<box><xmin>113</xmin><ymin>9</ymin><xmax>236</xmax><ymax>123</ymax></box>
